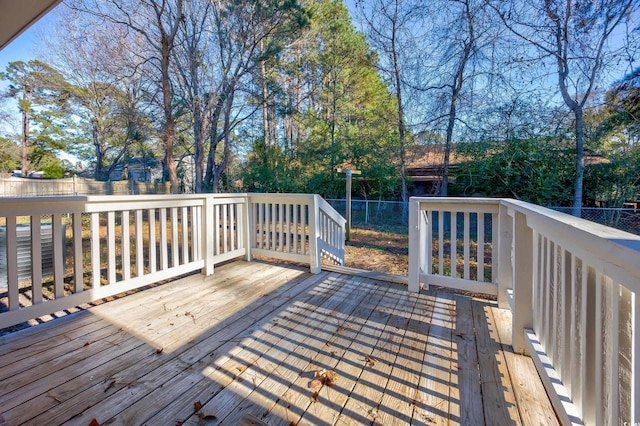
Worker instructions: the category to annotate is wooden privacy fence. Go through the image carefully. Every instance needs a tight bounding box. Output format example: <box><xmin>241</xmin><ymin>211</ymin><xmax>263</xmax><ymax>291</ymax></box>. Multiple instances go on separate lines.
<box><xmin>0</xmin><ymin>193</ymin><xmax>345</xmax><ymax>331</ymax></box>
<box><xmin>408</xmin><ymin>197</ymin><xmax>640</xmax><ymax>426</ymax></box>
<box><xmin>0</xmin><ymin>176</ymin><xmax>170</xmax><ymax>197</ymax></box>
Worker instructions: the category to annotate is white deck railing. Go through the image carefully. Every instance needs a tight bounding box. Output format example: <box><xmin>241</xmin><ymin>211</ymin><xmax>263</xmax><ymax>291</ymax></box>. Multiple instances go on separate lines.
<box><xmin>408</xmin><ymin>197</ymin><xmax>640</xmax><ymax>426</ymax></box>
<box><xmin>0</xmin><ymin>193</ymin><xmax>345</xmax><ymax>330</ymax></box>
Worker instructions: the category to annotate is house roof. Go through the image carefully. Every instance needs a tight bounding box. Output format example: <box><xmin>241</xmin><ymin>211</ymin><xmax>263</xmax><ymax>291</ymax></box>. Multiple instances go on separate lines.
<box><xmin>0</xmin><ymin>0</ymin><xmax>61</xmax><ymax>51</ymax></box>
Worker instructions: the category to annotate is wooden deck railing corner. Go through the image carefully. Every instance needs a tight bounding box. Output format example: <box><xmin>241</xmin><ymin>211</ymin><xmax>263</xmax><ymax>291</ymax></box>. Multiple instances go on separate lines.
<box><xmin>0</xmin><ymin>193</ymin><xmax>346</xmax><ymax>331</ymax></box>
<box><xmin>407</xmin><ymin>196</ymin><xmax>640</xmax><ymax>425</ymax></box>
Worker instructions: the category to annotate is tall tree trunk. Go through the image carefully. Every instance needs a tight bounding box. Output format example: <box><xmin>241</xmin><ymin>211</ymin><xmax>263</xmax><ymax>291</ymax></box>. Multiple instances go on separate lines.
<box><xmin>212</xmin><ymin>86</ymin><xmax>235</xmax><ymax>192</ymax></box>
<box><xmin>20</xmin><ymin>88</ymin><xmax>31</xmax><ymax>177</ymax></box>
<box><xmin>441</xmin><ymin>0</ymin><xmax>473</xmax><ymax>197</ymax></box>
<box><xmin>193</xmin><ymin>96</ymin><xmax>204</xmax><ymax>193</ymax></box>
<box><xmin>161</xmin><ymin>39</ymin><xmax>179</xmax><ymax>193</ymax></box>
<box><xmin>261</xmin><ymin>53</ymin><xmax>270</xmax><ymax>146</ymax></box>
<box><xmin>390</xmin><ymin>11</ymin><xmax>408</xmax><ymax>203</ymax></box>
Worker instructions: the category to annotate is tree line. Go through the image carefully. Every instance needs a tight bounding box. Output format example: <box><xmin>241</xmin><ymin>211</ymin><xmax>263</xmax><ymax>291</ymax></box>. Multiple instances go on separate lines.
<box><xmin>0</xmin><ymin>0</ymin><xmax>638</xmax><ymax>212</ymax></box>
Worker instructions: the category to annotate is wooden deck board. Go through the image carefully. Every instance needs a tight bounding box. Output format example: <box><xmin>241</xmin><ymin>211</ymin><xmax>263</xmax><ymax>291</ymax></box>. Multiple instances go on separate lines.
<box><xmin>472</xmin><ymin>298</ymin><xmax>521</xmax><ymax>424</ymax></box>
<box><xmin>336</xmin><ymin>280</ymin><xmax>413</xmax><ymax>425</ymax></box>
<box><xmin>491</xmin><ymin>306</ymin><xmax>559</xmax><ymax>426</ymax></box>
<box><xmin>0</xmin><ymin>260</ymin><xmax>558</xmax><ymax>426</ymax></box>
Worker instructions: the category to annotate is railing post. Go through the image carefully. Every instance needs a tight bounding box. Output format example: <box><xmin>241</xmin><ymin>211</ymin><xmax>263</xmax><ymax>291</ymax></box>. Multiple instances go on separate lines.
<box><xmin>408</xmin><ymin>198</ymin><xmax>421</xmax><ymax>292</ymax></box>
<box><xmin>512</xmin><ymin>211</ymin><xmax>534</xmax><ymax>354</ymax></box>
<box><xmin>497</xmin><ymin>203</ymin><xmax>514</xmax><ymax>309</ymax></box>
<box><xmin>244</xmin><ymin>196</ymin><xmax>253</xmax><ymax>262</ymax></box>
<box><xmin>308</xmin><ymin>195</ymin><xmax>321</xmax><ymax>274</ymax></box>
<box><xmin>202</xmin><ymin>195</ymin><xmax>215</xmax><ymax>276</ymax></box>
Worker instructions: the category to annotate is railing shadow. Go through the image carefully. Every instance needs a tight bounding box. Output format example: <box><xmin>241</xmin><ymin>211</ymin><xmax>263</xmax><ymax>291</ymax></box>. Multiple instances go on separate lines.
<box><xmin>0</xmin><ymin>261</ymin><xmax>524</xmax><ymax>425</ymax></box>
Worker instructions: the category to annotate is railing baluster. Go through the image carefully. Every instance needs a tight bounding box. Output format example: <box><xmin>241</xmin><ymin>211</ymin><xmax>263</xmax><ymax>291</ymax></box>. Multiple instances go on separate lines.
<box><xmin>30</xmin><ymin>217</ymin><xmax>42</xmax><ymax>304</ymax></box>
<box><xmin>567</xmin><ymin>251</ymin><xmax>576</xmax><ymax>399</ymax></box>
<box><xmin>191</xmin><ymin>205</ymin><xmax>199</xmax><ymax>261</ymax></box>
<box><xmin>301</xmin><ymin>204</ymin><xmax>307</xmax><ymax>255</ymax></box>
<box><xmin>149</xmin><ymin>209</ymin><xmax>157</xmax><ymax>273</ymax></box>
<box><xmin>561</xmin><ymin>248</ymin><xmax>571</xmax><ymax>390</ymax></box>
<box><xmin>214</xmin><ymin>204</ymin><xmax>220</xmax><ymax>256</ymax></box>
<box><xmin>477</xmin><ymin>212</ymin><xmax>484</xmax><ymax>282</ymax></box>
<box><xmin>91</xmin><ymin>212</ymin><xmax>101</xmax><ymax>287</ymax></box>
<box><xmin>438</xmin><ymin>210</ymin><xmax>444</xmax><ymax>275</ymax></box>
<box><xmin>595</xmin><ymin>271</ymin><xmax>604</xmax><ymax>425</ymax></box>
<box><xmin>73</xmin><ymin>212</ymin><xmax>83</xmax><ymax>292</ymax></box>
<box><xmin>451</xmin><ymin>211</ymin><xmax>457</xmax><ymax>278</ymax></box>
<box><xmin>551</xmin><ymin>243</ymin><xmax>560</xmax><ymax>370</ymax></box>
<box><xmin>222</xmin><ymin>203</ymin><xmax>228</xmax><ymax>254</ymax></box>
<box><xmin>6</xmin><ymin>216</ymin><xmax>18</xmax><ymax>310</ymax></box>
<box><xmin>160</xmin><ymin>208</ymin><xmax>168</xmax><ymax>271</ymax></box>
<box><xmin>279</xmin><ymin>203</ymin><xmax>284</xmax><ymax>252</ymax></box>
<box><xmin>136</xmin><ymin>209</ymin><xmax>144</xmax><ymax>278</ymax></box>
<box><xmin>463</xmin><ymin>212</ymin><xmax>470</xmax><ymax>280</ymax></box>
<box><xmin>633</xmin><ymin>290</ymin><xmax>640</xmax><ymax>423</ymax></box>
<box><xmin>171</xmin><ymin>207</ymin><xmax>179</xmax><ymax>267</ymax></box>
<box><xmin>108</xmin><ymin>211</ymin><xmax>116</xmax><ymax>285</ymax></box>
<box><xmin>182</xmin><ymin>206</ymin><xmax>189</xmax><ymax>263</ymax></box>
<box><xmin>122</xmin><ymin>210</ymin><xmax>131</xmax><ymax>281</ymax></box>
<box><xmin>543</xmin><ymin>237</ymin><xmax>551</xmax><ymax>350</ymax></box>
<box><xmin>610</xmin><ymin>280</ymin><xmax>620</xmax><ymax>426</ymax></box>
<box><xmin>425</xmin><ymin>210</ymin><xmax>432</xmax><ymax>278</ymax></box>
<box><xmin>574</xmin><ymin>257</ymin><xmax>585</xmax><ymax>416</ymax></box>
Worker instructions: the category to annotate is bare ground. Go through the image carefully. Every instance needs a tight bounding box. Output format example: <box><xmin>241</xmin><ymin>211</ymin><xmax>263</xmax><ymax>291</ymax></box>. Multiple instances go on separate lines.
<box><xmin>344</xmin><ymin>227</ymin><xmax>408</xmax><ymax>276</ymax></box>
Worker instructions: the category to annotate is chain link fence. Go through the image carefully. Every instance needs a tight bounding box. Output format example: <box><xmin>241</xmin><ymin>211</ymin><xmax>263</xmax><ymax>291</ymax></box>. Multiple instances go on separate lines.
<box><xmin>325</xmin><ymin>199</ymin><xmax>409</xmax><ymax>231</ymax></box>
<box><xmin>549</xmin><ymin>207</ymin><xmax>640</xmax><ymax>236</ymax></box>
<box><xmin>327</xmin><ymin>199</ymin><xmax>640</xmax><ymax>236</ymax></box>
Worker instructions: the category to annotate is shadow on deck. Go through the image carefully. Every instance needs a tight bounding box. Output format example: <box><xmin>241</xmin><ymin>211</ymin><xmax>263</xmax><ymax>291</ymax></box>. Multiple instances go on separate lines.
<box><xmin>0</xmin><ymin>260</ymin><xmax>558</xmax><ymax>425</ymax></box>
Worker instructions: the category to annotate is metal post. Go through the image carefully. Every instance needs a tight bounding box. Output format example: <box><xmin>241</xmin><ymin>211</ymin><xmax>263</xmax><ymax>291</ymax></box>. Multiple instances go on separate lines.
<box><xmin>346</xmin><ymin>170</ymin><xmax>352</xmax><ymax>241</ymax></box>
<box><xmin>335</xmin><ymin>168</ymin><xmax>361</xmax><ymax>242</ymax></box>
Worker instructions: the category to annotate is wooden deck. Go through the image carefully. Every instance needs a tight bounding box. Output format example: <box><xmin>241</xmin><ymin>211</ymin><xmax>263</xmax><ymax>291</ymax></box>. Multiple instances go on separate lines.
<box><xmin>0</xmin><ymin>260</ymin><xmax>558</xmax><ymax>426</ymax></box>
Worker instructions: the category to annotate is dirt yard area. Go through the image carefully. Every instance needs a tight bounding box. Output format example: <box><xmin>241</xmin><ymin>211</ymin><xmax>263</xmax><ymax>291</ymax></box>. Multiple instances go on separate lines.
<box><xmin>344</xmin><ymin>226</ymin><xmax>408</xmax><ymax>276</ymax></box>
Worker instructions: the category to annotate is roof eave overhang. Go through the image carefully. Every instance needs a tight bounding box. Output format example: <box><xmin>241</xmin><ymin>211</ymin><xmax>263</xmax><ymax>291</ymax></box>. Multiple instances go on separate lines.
<box><xmin>0</xmin><ymin>0</ymin><xmax>62</xmax><ymax>51</ymax></box>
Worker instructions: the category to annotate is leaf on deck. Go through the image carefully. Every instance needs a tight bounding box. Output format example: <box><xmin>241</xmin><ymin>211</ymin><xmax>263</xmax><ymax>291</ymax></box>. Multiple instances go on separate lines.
<box><xmin>310</xmin><ymin>390</ymin><xmax>320</xmax><ymax>403</ymax></box>
<box><xmin>88</xmin><ymin>419</ymin><xmax>100</xmax><ymax>426</ymax></box>
<box><xmin>194</xmin><ymin>401</ymin><xmax>203</xmax><ymax>411</ymax></box>
<box><xmin>308</xmin><ymin>378</ymin><xmax>323</xmax><ymax>388</ymax></box>
<box><xmin>364</xmin><ymin>355</ymin><xmax>376</xmax><ymax>368</ymax></box>
<box><xmin>313</xmin><ymin>369</ymin><xmax>339</xmax><ymax>386</ymax></box>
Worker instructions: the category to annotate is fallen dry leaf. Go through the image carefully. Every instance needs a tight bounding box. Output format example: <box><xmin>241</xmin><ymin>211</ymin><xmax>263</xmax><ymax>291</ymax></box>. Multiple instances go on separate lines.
<box><xmin>194</xmin><ymin>401</ymin><xmax>203</xmax><ymax>411</ymax></box>
<box><xmin>314</xmin><ymin>369</ymin><xmax>339</xmax><ymax>386</ymax></box>
<box><xmin>236</xmin><ymin>365</ymin><xmax>248</xmax><ymax>373</ymax></box>
<box><xmin>88</xmin><ymin>419</ymin><xmax>100</xmax><ymax>426</ymax></box>
<box><xmin>253</xmin><ymin>377</ymin><xmax>258</xmax><ymax>387</ymax></box>
<box><xmin>308</xmin><ymin>378</ymin><xmax>323</xmax><ymax>389</ymax></box>
<box><xmin>309</xmin><ymin>390</ymin><xmax>320</xmax><ymax>403</ymax></box>
<box><xmin>365</xmin><ymin>355</ymin><xmax>376</xmax><ymax>368</ymax></box>
<box><xmin>156</xmin><ymin>348</ymin><xmax>164</xmax><ymax>354</ymax></box>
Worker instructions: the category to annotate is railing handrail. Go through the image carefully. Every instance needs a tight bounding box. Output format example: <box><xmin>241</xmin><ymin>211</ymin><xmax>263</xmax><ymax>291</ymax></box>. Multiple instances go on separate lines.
<box><xmin>501</xmin><ymin>198</ymin><xmax>640</xmax><ymax>291</ymax></box>
<box><xmin>317</xmin><ymin>195</ymin><xmax>347</xmax><ymax>227</ymax></box>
